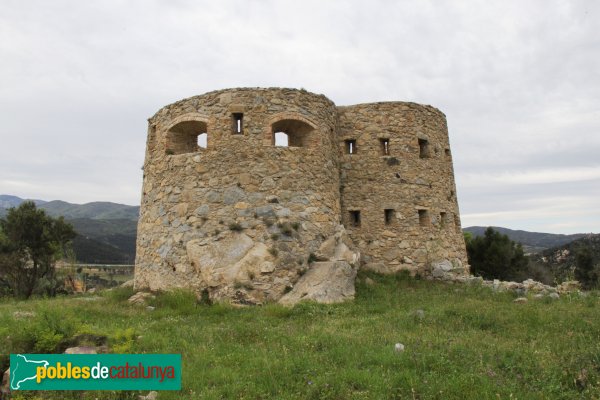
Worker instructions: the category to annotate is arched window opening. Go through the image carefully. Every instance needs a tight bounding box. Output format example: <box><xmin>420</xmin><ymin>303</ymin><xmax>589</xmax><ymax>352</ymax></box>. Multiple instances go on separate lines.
<box><xmin>271</xmin><ymin>119</ymin><xmax>315</xmax><ymax>147</ymax></box>
<box><xmin>274</xmin><ymin>131</ymin><xmax>289</xmax><ymax>147</ymax></box>
<box><xmin>166</xmin><ymin>120</ymin><xmax>207</xmax><ymax>155</ymax></box>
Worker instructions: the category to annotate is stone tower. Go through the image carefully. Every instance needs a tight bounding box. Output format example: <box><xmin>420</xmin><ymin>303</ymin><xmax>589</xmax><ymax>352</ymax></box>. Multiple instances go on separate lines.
<box><xmin>134</xmin><ymin>88</ymin><xmax>467</xmax><ymax>304</ymax></box>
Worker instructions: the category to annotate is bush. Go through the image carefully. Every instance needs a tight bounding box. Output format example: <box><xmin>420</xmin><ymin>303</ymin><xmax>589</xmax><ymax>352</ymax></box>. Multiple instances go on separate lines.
<box><xmin>466</xmin><ymin>227</ymin><xmax>529</xmax><ymax>281</ymax></box>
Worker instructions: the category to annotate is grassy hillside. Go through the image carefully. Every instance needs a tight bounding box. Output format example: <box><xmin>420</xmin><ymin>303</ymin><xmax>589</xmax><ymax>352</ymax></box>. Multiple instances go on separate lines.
<box><xmin>530</xmin><ymin>234</ymin><xmax>600</xmax><ymax>283</ymax></box>
<box><xmin>69</xmin><ymin>218</ymin><xmax>138</xmax><ymax>264</ymax></box>
<box><xmin>40</xmin><ymin>200</ymin><xmax>139</xmax><ymax>220</ymax></box>
<box><xmin>2</xmin><ymin>272</ymin><xmax>599</xmax><ymax>399</ymax></box>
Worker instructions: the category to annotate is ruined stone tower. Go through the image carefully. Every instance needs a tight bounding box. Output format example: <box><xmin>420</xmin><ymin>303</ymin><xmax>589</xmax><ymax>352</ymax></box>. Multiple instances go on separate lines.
<box><xmin>134</xmin><ymin>88</ymin><xmax>467</xmax><ymax>303</ymax></box>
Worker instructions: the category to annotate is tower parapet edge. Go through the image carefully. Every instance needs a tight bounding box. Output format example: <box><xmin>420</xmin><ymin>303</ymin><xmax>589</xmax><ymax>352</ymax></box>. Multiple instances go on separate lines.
<box><xmin>134</xmin><ymin>88</ymin><xmax>468</xmax><ymax>304</ymax></box>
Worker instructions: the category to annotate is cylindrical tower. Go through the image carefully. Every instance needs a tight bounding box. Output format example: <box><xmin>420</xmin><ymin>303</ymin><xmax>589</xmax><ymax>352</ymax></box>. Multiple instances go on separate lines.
<box><xmin>337</xmin><ymin>102</ymin><xmax>468</xmax><ymax>275</ymax></box>
<box><xmin>135</xmin><ymin>88</ymin><xmax>341</xmax><ymax>303</ymax></box>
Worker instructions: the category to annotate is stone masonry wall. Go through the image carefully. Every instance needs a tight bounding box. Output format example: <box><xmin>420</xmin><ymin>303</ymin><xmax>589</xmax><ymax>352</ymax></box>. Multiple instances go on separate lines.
<box><xmin>135</xmin><ymin>88</ymin><xmax>341</xmax><ymax>303</ymax></box>
<box><xmin>134</xmin><ymin>88</ymin><xmax>468</xmax><ymax>303</ymax></box>
<box><xmin>338</xmin><ymin>102</ymin><xmax>467</xmax><ymax>275</ymax></box>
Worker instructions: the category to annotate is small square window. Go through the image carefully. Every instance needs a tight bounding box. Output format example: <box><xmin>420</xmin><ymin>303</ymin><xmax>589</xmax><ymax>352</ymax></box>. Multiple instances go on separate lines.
<box><xmin>345</xmin><ymin>139</ymin><xmax>357</xmax><ymax>154</ymax></box>
<box><xmin>384</xmin><ymin>209</ymin><xmax>394</xmax><ymax>225</ymax></box>
<box><xmin>349</xmin><ymin>210</ymin><xmax>361</xmax><ymax>227</ymax></box>
<box><xmin>380</xmin><ymin>138</ymin><xmax>390</xmax><ymax>155</ymax></box>
<box><xmin>445</xmin><ymin>148</ymin><xmax>451</xmax><ymax>157</ymax></box>
<box><xmin>418</xmin><ymin>209</ymin><xmax>429</xmax><ymax>227</ymax></box>
<box><xmin>232</xmin><ymin>113</ymin><xmax>243</xmax><ymax>134</ymax></box>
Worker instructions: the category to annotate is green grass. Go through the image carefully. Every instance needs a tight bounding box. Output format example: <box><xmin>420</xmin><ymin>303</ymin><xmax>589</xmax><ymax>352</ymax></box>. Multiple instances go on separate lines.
<box><xmin>2</xmin><ymin>272</ymin><xmax>600</xmax><ymax>399</ymax></box>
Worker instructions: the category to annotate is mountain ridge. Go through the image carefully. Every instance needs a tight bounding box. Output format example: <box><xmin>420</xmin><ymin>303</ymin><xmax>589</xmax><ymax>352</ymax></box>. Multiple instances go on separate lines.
<box><xmin>463</xmin><ymin>226</ymin><xmax>589</xmax><ymax>252</ymax></box>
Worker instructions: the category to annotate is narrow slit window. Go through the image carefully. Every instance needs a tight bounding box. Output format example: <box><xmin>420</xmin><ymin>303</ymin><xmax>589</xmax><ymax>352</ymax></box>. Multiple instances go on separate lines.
<box><xmin>380</xmin><ymin>138</ymin><xmax>390</xmax><ymax>155</ymax></box>
<box><xmin>384</xmin><ymin>209</ymin><xmax>394</xmax><ymax>225</ymax></box>
<box><xmin>345</xmin><ymin>139</ymin><xmax>357</xmax><ymax>154</ymax></box>
<box><xmin>440</xmin><ymin>212</ymin><xmax>447</xmax><ymax>227</ymax></box>
<box><xmin>418</xmin><ymin>138</ymin><xmax>430</xmax><ymax>159</ymax></box>
<box><xmin>349</xmin><ymin>210</ymin><xmax>361</xmax><ymax>227</ymax></box>
<box><xmin>232</xmin><ymin>113</ymin><xmax>243</xmax><ymax>134</ymax></box>
<box><xmin>418</xmin><ymin>209</ymin><xmax>429</xmax><ymax>227</ymax></box>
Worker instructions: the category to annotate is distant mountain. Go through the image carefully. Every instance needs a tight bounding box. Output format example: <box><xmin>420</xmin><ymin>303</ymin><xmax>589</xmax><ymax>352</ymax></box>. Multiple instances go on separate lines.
<box><xmin>0</xmin><ymin>195</ymin><xmax>139</xmax><ymax>220</ymax></box>
<box><xmin>0</xmin><ymin>194</ymin><xmax>46</xmax><ymax>209</ymax></box>
<box><xmin>1</xmin><ymin>195</ymin><xmax>139</xmax><ymax>264</ymax></box>
<box><xmin>463</xmin><ymin>226</ymin><xmax>588</xmax><ymax>253</ymax></box>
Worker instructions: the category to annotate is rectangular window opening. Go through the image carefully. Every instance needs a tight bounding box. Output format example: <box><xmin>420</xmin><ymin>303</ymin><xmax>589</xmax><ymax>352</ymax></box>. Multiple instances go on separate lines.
<box><xmin>440</xmin><ymin>212</ymin><xmax>447</xmax><ymax>228</ymax></box>
<box><xmin>232</xmin><ymin>113</ymin><xmax>243</xmax><ymax>134</ymax></box>
<box><xmin>418</xmin><ymin>209</ymin><xmax>429</xmax><ymax>227</ymax></box>
<box><xmin>345</xmin><ymin>139</ymin><xmax>357</xmax><ymax>154</ymax></box>
<box><xmin>380</xmin><ymin>138</ymin><xmax>390</xmax><ymax>155</ymax></box>
<box><xmin>418</xmin><ymin>138</ymin><xmax>430</xmax><ymax>159</ymax></box>
<box><xmin>349</xmin><ymin>210</ymin><xmax>361</xmax><ymax>227</ymax></box>
<box><xmin>384</xmin><ymin>209</ymin><xmax>394</xmax><ymax>225</ymax></box>
<box><xmin>444</xmin><ymin>148</ymin><xmax>451</xmax><ymax>157</ymax></box>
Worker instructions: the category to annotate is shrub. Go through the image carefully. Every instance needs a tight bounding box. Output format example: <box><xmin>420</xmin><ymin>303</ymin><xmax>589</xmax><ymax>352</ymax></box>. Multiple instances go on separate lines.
<box><xmin>229</xmin><ymin>222</ymin><xmax>243</xmax><ymax>232</ymax></box>
<box><xmin>466</xmin><ymin>227</ymin><xmax>529</xmax><ymax>281</ymax></box>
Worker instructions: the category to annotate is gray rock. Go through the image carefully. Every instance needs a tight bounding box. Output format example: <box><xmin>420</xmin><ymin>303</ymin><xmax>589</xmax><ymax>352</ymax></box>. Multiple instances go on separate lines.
<box><xmin>255</xmin><ymin>205</ymin><xmax>276</xmax><ymax>218</ymax></box>
<box><xmin>394</xmin><ymin>343</ymin><xmax>405</xmax><ymax>352</ymax></box>
<box><xmin>223</xmin><ymin>186</ymin><xmax>245</xmax><ymax>205</ymax></box>
<box><xmin>64</xmin><ymin>346</ymin><xmax>98</xmax><ymax>354</ymax></box>
<box><xmin>513</xmin><ymin>297</ymin><xmax>528</xmax><ymax>304</ymax></box>
<box><xmin>128</xmin><ymin>292</ymin><xmax>155</xmax><ymax>305</ymax></box>
<box><xmin>194</xmin><ymin>204</ymin><xmax>210</xmax><ymax>216</ymax></box>
<box><xmin>206</xmin><ymin>191</ymin><xmax>221</xmax><ymax>203</ymax></box>
<box><xmin>139</xmin><ymin>391</ymin><xmax>159</xmax><ymax>400</ymax></box>
<box><xmin>279</xmin><ymin>261</ymin><xmax>357</xmax><ymax>305</ymax></box>
<box><xmin>548</xmin><ymin>292</ymin><xmax>560</xmax><ymax>300</ymax></box>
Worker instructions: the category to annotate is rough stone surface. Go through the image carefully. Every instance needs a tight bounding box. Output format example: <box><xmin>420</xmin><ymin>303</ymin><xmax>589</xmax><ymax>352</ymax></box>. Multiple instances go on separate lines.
<box><xmin>134</xmin><ymin>87</ymin><xmax>468</xmax><ymax>303</ymax></box>
<box><xmin>279</xmin><ymin>261</ymin><xmax>357</xmax><ymax>305</ymax></box>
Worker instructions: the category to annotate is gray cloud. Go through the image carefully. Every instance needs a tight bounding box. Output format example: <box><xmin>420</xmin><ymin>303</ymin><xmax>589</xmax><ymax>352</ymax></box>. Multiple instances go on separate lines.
<box><xmin>0</xmin><ymin>0</ymin><xmax>598</xmax><ymax>233</ymax></box>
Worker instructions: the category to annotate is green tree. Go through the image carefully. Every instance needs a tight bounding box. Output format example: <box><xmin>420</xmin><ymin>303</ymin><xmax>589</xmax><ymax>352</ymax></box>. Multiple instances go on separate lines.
<box><xmin>466</xmin><ymin>227</ymin><xmax>529</xmax><ymax>281</ymax></box>
<box><xmin>0</xmin><ymin>201</ymin><xmax>76</xmax><ymax>298</ymax></box>
<box><xmin>575</xmin><ymin>246</ymin><xmax>597</xmax><ymax>289</ymax></box>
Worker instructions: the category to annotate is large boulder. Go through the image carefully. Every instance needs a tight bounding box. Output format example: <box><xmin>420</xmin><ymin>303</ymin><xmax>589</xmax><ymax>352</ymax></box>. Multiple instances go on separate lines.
<box><xmin>186</xmin><ymin>233</ymin><xmax>276</xmax><ymax>303</ymax></box>
<box><xmin>279</xmin><ymin>261</ymin><xmax>357</xmax><ymax>305</ymax></box>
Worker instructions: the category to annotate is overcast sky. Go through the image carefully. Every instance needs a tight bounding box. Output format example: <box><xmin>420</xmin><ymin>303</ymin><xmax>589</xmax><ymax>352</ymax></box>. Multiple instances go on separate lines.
<box><xmin>1</xmin><ymin>0</ymin><xmax>598</xmax><ymax>234</ymax></box>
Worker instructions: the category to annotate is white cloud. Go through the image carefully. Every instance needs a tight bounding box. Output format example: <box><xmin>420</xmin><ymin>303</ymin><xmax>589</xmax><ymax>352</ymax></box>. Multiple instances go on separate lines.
<box><xmin>0</xmin><ymin>0</ymin><xmax>599</xmax><ymax>233</ymax></box>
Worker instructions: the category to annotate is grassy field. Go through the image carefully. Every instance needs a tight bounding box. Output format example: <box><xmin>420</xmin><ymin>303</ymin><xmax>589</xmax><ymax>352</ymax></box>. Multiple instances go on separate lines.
<box><xmin>1</xmin><ymin>272</ymin><xmax>599</xmax><ymax>399</ymax></box>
